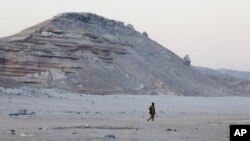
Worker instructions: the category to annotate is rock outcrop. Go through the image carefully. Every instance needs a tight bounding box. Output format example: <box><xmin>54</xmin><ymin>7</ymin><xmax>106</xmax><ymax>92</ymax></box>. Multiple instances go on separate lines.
<box><xmin>183</xmin><ymin>55</ymin><xmax>191</xmax><ymax>65</ymax></box>
<box><xmin>0</xmin><ymin>12</ymin><xmax>246</xmax><ymax>96</ymax></box>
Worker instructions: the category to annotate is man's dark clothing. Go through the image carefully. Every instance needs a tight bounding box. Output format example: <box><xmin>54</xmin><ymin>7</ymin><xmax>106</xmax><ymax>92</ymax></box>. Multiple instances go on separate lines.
<box><xmin>147</xmin><ymin>104</ymin><xmax>155</xmax><ymax>121</ymax></box>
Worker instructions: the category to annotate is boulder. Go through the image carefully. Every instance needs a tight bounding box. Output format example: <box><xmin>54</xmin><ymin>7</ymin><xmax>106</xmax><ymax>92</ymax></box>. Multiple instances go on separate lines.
<box><xmin>183</xmin><ymin>54</ymin><xmax>191</xmax><ymax>65</ymax></box>
<box><xmin>142</xmin><ymin>31</ymin><xmax>148</xmax><ymax>37</ymax></box>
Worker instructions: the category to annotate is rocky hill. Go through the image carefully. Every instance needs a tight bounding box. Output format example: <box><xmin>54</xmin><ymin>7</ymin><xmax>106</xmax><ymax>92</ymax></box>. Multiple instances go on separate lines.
<box><xmin>0</xmin><ymin>12</ymin><xmax>246</xmax><ymax>96</ymax></box>
<box><xmin>217</xmin><ymin>68</ymin><xmax>250</xmax><ymax>81</ymax></box>
<box><xmin>197</xmin><ymin>67</ymin><xmax>250</xmax><ymax>95</ymax></box>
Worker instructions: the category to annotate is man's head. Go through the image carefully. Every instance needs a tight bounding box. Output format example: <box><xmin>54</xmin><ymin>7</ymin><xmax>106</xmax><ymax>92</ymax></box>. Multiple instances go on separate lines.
<box><xmin>152</xmin><ymin>102</ymin><xmax>154</xmax><ymax>106</ymax></box>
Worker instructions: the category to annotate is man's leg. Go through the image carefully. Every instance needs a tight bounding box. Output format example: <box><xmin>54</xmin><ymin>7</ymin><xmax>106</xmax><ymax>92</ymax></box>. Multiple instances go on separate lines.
<box><xmin>147</xmin><ymin>115</ymin><xmax>152</xmax><ymax>121</ymax></box>
<box><xmin>148</xmin><ymin>115</ymin><xmax>153</xmax><ymax>121</ymax></box>
<box><xmin>152</xmin><ymin>115</ymin><xmax>155</xmax><ymax>121</ymax></box>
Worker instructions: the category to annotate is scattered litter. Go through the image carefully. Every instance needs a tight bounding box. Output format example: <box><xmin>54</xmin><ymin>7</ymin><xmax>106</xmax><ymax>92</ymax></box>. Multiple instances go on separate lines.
<box><xmin>20</xmin><ymin>133</ymin><xmax>35</xmax><ymax>137</ymax></box>
<box><xmin>166</xmin><ymin>128</ymin><xmax>177</xmax><ymax>132</ymax></box>
<box><xmin>10</xmin><ymin>130</ymin><xmax>15</xmax><ymax>135</ymax></box>
<box><xmin>63</xmin><ymin>111</ymin><xmax>81</xmax><ymax>115</ymax></box>
<box><xmin>104</xmin><ymin>134</ymin><xmax>116</xmax><ymax>139</ymax></box>
<box><xmin>52</xmin><ymin>125</ymin><xmax>136</xmax><ymax>130</ymax></box>
<box><xmin>9</xmin><ymin>109</ymin><xmax>35</xmax><ymax>118</ymax></box>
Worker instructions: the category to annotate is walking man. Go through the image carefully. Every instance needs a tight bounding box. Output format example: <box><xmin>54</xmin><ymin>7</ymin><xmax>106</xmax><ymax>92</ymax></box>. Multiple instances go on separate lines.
<box><xmin>147</xmin><ymin>102</ymin><xmax>155</xmax><ymax>121</ymax></box>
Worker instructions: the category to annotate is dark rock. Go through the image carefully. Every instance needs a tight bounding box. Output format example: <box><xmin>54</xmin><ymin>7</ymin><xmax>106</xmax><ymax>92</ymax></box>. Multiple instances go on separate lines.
<box><xmin>166</xmin><ymin>128</ymin><xmax>172</xmax><ymax>131</ymax></box>
<box><xmin>9</xmin><ymin>109</ymin><xmax>35</xmax><ymax>117</ymax></box>
<box><xmin>166</xmin><ymin>128</ymin><xmax>177</xmax><ymax>132</ymax></box>
<box><xmin>0</xmin><ymin>57</ymin><xmax>5</xmax><ymax>64</ymax></box>
<box><xmin>104</xmin><ymin>134</ymin><xmax>116</xmax><ymax>139</ymax></box>
<box><xmin>142</xmin><ymin>31</ymin><xmax>148</xmax><ymax>37</ymax></box>
<box><xmin>183</xmin><ymin>54</ymin><xmax>191</xmax><ymax>65</ymax></box>
<box><xmin>10</xmin><ymin>130</ymin><xmax>15</xmax><ymax>135</ymax></box>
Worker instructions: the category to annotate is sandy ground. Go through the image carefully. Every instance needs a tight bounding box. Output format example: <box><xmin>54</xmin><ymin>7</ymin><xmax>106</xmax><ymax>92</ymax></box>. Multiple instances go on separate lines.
<box><xmin>0</xmin><ymin>89</ymin><xmax>250</xmax><ymax>141</ymax></box>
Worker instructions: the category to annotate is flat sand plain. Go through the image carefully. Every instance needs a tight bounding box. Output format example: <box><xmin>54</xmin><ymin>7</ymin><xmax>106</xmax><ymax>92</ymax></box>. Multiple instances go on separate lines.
<box><xmin>0</xmin><ymin>90</ymin><xmax>250</xmax><ymax>141</ymax></box>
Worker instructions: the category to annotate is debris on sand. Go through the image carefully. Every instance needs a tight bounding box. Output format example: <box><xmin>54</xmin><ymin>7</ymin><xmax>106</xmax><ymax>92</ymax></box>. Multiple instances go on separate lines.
<box><xmin>10</xmin><ymin>130</ymin><xmax>15</xmax><ymax>135</ymax></box>
<box><xmin>52</xmin><ymin>125</ymin><xmax>136</xmax><ymax>130</ymax></box>
<box><xmin>104</xmin><ymin>134</ymin><xmax>116</xmax><ymax>139</ymax></box>
<box><xmin>62</xmin><ymin>110</ymin><xmax>81</xmax><ymax>115</ymax></box>
<box><xmin>166</xmin><ymin>128</ymin><xmax>177</xmax><ymax>132</ymax></box>
<box><xmin>20</xmin><ymin>133</ymin><xmax>35</xmax><ymax>137</ymax></box>
<box><xmin>9</xmin><ymin>109</ymin><xmax>35</xmax><ymax>118</ymax></box>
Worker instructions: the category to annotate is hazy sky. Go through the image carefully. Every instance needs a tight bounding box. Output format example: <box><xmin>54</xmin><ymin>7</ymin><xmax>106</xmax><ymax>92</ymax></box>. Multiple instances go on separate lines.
<box><xmin>0</xmin><ymin>0</ymin><xmax>249</xmax><ymax>71</ymax></box>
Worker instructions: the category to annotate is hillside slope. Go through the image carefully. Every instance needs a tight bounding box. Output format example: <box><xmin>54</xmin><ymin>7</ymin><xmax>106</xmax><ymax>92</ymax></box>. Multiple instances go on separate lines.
<box><xmin>196</xmin><ymin>67</ymin><xmax>250</xmax><ymax>95</ymax></box>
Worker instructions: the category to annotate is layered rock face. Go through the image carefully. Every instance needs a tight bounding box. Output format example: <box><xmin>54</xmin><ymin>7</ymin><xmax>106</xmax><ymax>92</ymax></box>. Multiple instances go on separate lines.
<box><xmin>0</xmin><ymin>13</ymin><xmax>244</xmax><ymax>96</ymax></box>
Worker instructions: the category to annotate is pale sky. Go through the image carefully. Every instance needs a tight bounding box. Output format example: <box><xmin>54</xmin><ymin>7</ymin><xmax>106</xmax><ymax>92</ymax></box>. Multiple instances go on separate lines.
<box><xmin>0</xmin><ymin>0</ymin><xmax>249</xmax><ymax>71</ymax></box>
